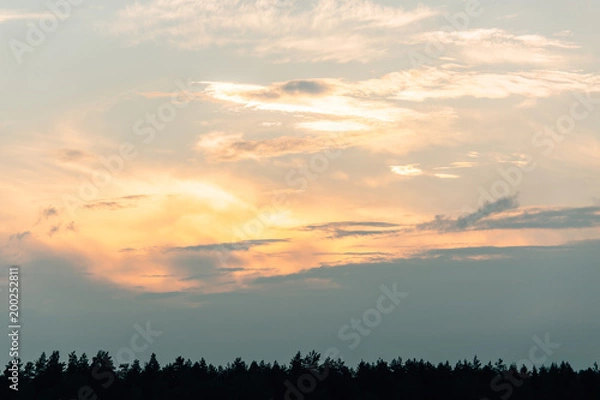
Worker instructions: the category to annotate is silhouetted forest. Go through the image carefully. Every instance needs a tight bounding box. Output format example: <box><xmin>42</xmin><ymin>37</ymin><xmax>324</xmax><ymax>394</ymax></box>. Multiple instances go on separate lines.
<box><xmin>2</xmin><ymin>350</ymin><xmax>599</xmax><ymax>399</ymax></box>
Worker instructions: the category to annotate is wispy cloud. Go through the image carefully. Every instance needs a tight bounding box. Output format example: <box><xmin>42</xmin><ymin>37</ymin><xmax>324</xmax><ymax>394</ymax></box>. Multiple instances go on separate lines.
<box><xmin>408</xmin><ymin>28</ymin><xmax>581</xmax><ymax>65</ymax></box>
<box><xmin>390</xmin><ymin>164</ymin><xmax>462</xmax><ymax>179</ymax></box>
<box><xmin>199</xmin><ymin>79</ymin><xmax>423</xmax><ymax>122</ymax></box>
<box><xmin>475</xmin><ymin>205</ymin><xmax>600</xmax><ymax>230</ymax></box>
<box><xmin>416</xmin><ymin>196</ymin><xmax>520</xmax><ymax>232</ymax></box>
<box><xmin>104</xmin><ymin>0</ymin><xmax>437</xmax><ymax>63</ymax></box>
<box><xmin>9</xmin><ymin>231</ymin><xmax>31</xmax><ymax>241</ymax></box>
<box><xmin>42</xmin><ymin>206</ymin><xmax>59</xmax><ymax>219</ymax></box>
<box><xmin>165</xmin><ymin>239</ymin><xmax>290</xmax><ymax>253</ymax></box>
<box><xmin>367</xmin><ymin>66</ymin><xmax>600</xmax><ymax>102</ymax></box>
<box><xmin>82</xmin><ymin>195</ymin><xmax>150</xmax><ymax>211</ymax></box>
<box><xmin>56</xmin><ymin>149</ymin><xmax>89</xmax><ymax>163</ymax></box>
<box><xmin>0</xmin><ymin>9</ymin><xmax>51</xmax><ymax>23</ymax></box>
<box><xmin>390</xmin><ymin>164</ymin><xmax>423</xmax><ymax>177</ymax></box>
<box><xmin>196</xmin><ymin>131</ymin><xmax>355</xmax><ymax>161</ymax></box>
<box><xmin>301</xmin><ymin>221</ymin><xmax>401</xmax><ymax>239</ymax></box>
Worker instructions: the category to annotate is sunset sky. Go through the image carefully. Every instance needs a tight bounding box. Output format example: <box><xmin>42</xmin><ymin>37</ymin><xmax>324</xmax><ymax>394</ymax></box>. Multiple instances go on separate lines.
<box><xmin>1</xmin><ymin>0</ymin><xmax>599</xmax><ymax>369</ymax></box>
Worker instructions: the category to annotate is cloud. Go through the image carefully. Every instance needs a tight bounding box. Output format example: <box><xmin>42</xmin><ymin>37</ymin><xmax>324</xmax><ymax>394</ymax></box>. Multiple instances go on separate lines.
<box><xmin>194</xmin><ymin>65</ymin><xmax>599</xmax><ymax>153</ymax></box>
<box><xmin>408</xmin><ymin>28</ymin><xmax>581</xmax><ymax>65</ymax></box>
<box><xmin>415</xmin><ymin>200</ymin><xmax>600</xmax><ymax>233</ymax></box>
<box><xmin>412</xmin><ymin>28</ymin><xmax>579</xmax><ymax>50</ymax></box>
<box><xmin>390</xmin><ymin>164</ymin><xmax>423</xmax><ymax>177</ymax></box>
<box><xmin>433</xmin><ymin>161</ymin><xmax>478</xmax><ymax>170</ymax></box>
<box><xmin>297</xmin><ymin>200</ymin><xmax>600</xmax><ymax>244</ymax></box>
<box><xmin>196</xmin><ymin>131</ymin><xmax>359</xmax><ymax>161</ymax></box>
<box><xmin>419</xmin><ymin>243</ymin><xmax>573</xmax><ymax>260</ymax></box>
<box><xmin>390</xmin><ymin>164</ymin><xmax>461</xmax><ymax>179</ymax></box>
<box><xmin>184</xmin><ymin>64</ymin><xmax>598</xmax><ymax>162</ymax></box>
<box><xmin>84</xmin><ymin>201</ymin><xmax>128</xmax><ymax>210</ymax></box>
<box><xmin>42</xmin><ymin>206</ymin><xmax>59</xmax><ymax>219</ymax></box>
<box><xmin>104</xmin><ymin>0</ymin><xmax>437</xmax><ymax>63</ymax></box>
<box><xmin>0</xmin><ymin>9</ymin><xmax>51</xmax><ymax>23</ymax></box>
<box><xmin>366</xmin><ymin>66</ymin><xmax>600</xmax><ymax>102</ymax></box>
<box><xmin>301</xmin><ymin>221</ymin><xmax>401</xmax><ymax>239</ymax></box>
<box><xmin>280</xmin><ymin>80</ymin><xmax>331</xmax><ymax>95</ymax></box>
<box><xmin>9</xmin><ymin>231</ymin><xmax>31</xmax><ymax>241</ymax></box>
<box><xmin>200</xmin><ymin>79</ymin><xmax>423</xmax><ymax>122</ymax></box>
<box><xmin>433</xmin><ymin>173</ymin><xmax>460</xmax><ymax>179</ymax></box>
<box><xmin>165</xmin><ymin>239</ymin><xmax>290</xmax><ymax>253</ymax></box>
<box><xmin>82</xmin><ymin>195</ymin><xmax>150</xmax><ymax>211</ymax></box>
<box><xmin>48</xmin><ymin>224</ymin><xmax>61</xmax><ymax>237</ymax></box>
<box><xmin>475</xmin><ymin>205</ymin><xmax>600</xmax><ymax>231</ymax></box>
<box><xmin>56</xmin><ymin>149</ymin><xmax>88</xmax><ymax>162</ymax></box>
<box><xmin>416</xmin><ymin>196</ymin><xmax>520</xmax><ymax>232</ymax></box>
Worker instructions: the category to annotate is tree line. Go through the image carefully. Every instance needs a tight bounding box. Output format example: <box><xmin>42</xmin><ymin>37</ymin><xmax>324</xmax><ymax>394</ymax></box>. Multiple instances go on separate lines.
<box><xmin>2</xmin><ymin>350</ymin><xmax>599</xmax><ymax>399</ymax></box>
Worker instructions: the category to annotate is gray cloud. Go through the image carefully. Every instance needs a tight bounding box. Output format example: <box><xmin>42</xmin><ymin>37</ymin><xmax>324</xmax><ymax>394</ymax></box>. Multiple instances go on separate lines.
<box><xmin>314</xmin><ymin>251</ymin><xmax>392</xmax><ymax>256</ymax></box>
<box><xmin>84</xmin><ymin>201</ymin><xmax>126</xmax><ymax>210</ymax></box>
<box><xmin>42</xmin><ymin>206</ymin><xmax>59</xmax><ymax>219</ymax></box>
<box><xmin>304</xmin><ymin>221</ymin><xmax>400</xmax><ymax>230</ymax></box>
<box><xmin>413</xmin><ymin>197</ymin><xmax>600</xmax><ymax>233</ymax></box>
<box><xmin>9</xmin><ymin>231</ymin><xmax>31</xmax><ymax>241</ymax></box>
<box><xmin>474</xmin><ymin>205</ymin><xmax>600</xmax><ymax>230</ymax></box>
<box><xmin>165</xmin><ymin>239</ymin><xmax>289</xmax><ymax>253</ymax></box>
<box><xmin>279</xmin><ymin>80</ymin><xmax>331</xmax><ymax>95</ymax></box>
<box><xmin>331</xmin><ymin>229</ymin><xmax>402</xmax><ymax>238</ymax></box>
<box><xmin>83</xmin><ymin>195</ymin><xmax>149</xmax><ymax>211</ymax></box>
<box><xmin>416</xmin><ymin>195</ymin><xmax>520</xmax><ymax>232</ymax></box>
<box><xmin>56</xmin><ymin>148</ymin><xmax>87</xmax><ymax>162</ymax></box>
<box><xmin>301</xmin><ymin>221</ymin><xmax>401</xmax><ymax>238</ymax></box>
<box><xmin>48</xmin><ymin>225</ymin><xmax>61</xmax><ymax>237</ymax></box>
<box><xmin>300</xmin><ymin>197</ymin><xmax>598</xmax><ymax>239</ymax></box>
<box><xmin>5</xmin><ymin>239</ymin><xmax>600</xmax><ymax>370</ymax></box>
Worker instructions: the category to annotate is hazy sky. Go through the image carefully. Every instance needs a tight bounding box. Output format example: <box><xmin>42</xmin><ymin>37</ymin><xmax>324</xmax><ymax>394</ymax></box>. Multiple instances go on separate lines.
<box><xmin>1</xmin><ymin>0</ymin><xmax>599</xmax><ymax>370</ymax></box>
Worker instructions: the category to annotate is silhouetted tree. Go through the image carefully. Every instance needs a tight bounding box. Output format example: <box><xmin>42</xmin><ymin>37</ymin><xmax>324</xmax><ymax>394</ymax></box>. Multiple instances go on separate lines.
<box><xmin>2</xmin><ymin>349</ymin><xmax>599</xmax><ymax>399</ymax></box>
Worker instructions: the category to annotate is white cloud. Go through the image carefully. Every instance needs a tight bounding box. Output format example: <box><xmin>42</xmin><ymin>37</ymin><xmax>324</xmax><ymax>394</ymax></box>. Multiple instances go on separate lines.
<box><xmin>0</xmin><ymin>9</ymin><xmax>51</xmax><ymax>23</ymax></box>
<box><xmin>390</xmin><ymin>164</ymin><xmax>423</xmax><ymax>176</ymax></box>
<box><xmin>408</xmin><ymin>28</ymin><xmax>581</xmax><ymax>65</ymax></box>
<box><xmin>199</xmin><ymin>79</ymin><xmax>428</xmax><ymax>122</ymax></box>
<box><xmin>104</xmin><ymin>0</ymin><xmax>437</xmax><ymax>62</ymax></box>
<box><xmin>434</xmin><ymin>173</ymin><xmax>460</xmax><ymax>179</ymax></box>
<box><xmin>364</xmin><ymin>66</ymin><xmax>600</xmax><ymax>102</ymax></box>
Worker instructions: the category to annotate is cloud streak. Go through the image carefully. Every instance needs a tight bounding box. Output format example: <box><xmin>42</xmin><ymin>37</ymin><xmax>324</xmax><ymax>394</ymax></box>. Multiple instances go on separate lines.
<box><xmin>165</xmin><ymin>239</ymin><xmax>290</xmax><ymax>253</ymax></box>
<box><xmin>301</xmin><ymin>221</ymin><xmax>401</xmax><ymax>238</ymax></box>
<box><xmin>105</xmin><ymin>0</ymin><xmax>437</xmax><ymax>63</ymax></box>
<box><xmin>408</xmin><ymin>28</ymin><xmax>581</xmax><ymax>65</ymax></box>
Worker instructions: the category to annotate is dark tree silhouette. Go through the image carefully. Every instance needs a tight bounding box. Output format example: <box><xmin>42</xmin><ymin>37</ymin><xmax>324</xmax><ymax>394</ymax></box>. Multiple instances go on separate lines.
<box><xmin>1</xmin><ymin>350</ymin><xmax>599</xmax><ymax>399</ymax></box>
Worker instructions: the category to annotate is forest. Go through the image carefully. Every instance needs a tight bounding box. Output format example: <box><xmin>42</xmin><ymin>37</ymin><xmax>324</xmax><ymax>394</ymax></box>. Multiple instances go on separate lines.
<box><xmin>2</xmin><ymin>350</ymin><xmax>599</xmax><ymax>399</ymax></box>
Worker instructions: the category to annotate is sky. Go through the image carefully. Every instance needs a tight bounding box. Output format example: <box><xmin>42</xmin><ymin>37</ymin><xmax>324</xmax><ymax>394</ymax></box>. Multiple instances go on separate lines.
<box><xmin>0</xmin><ymin>0</ymin><xmax>599</xmax><ymax>371</ymax></box>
